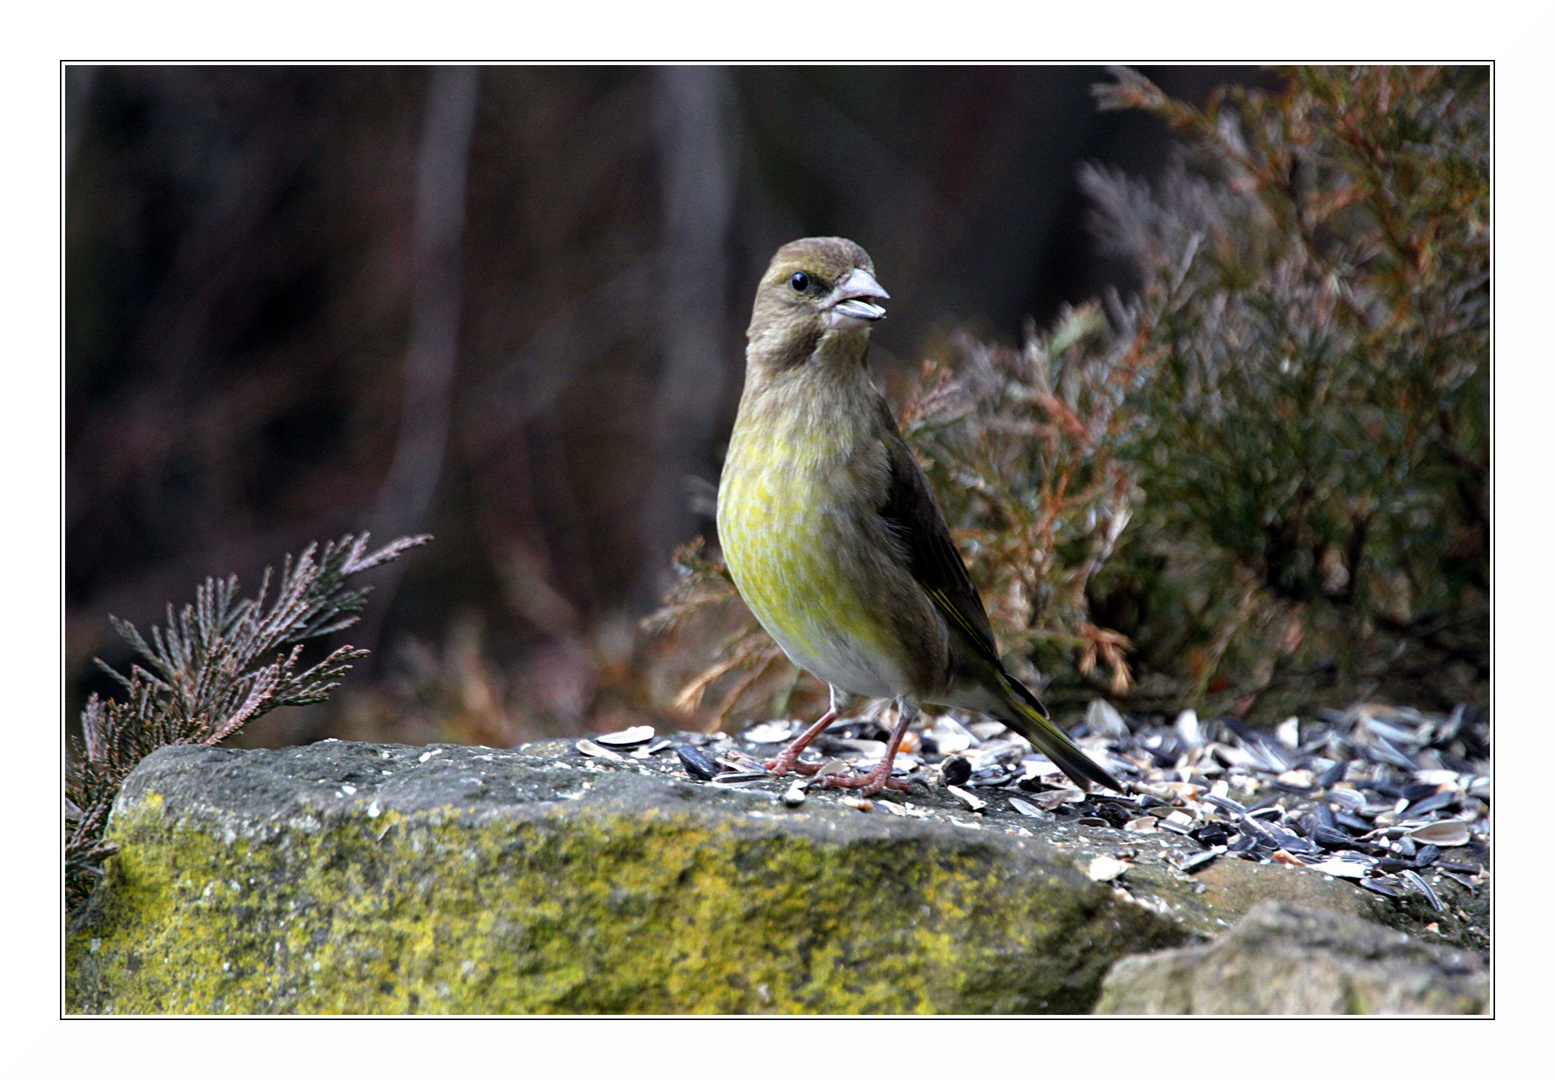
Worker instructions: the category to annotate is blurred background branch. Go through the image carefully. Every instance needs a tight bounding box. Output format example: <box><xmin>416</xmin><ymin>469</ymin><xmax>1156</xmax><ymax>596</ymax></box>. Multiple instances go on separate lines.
<box><xmin>361</xmin><ymin>65</ymin><xmax>480</xmax><ymax>649</ymax></box>
<box><xmin>641</xmin><ymin>66</ymin><xmax>735</xmax><ymax>609</ymax></box>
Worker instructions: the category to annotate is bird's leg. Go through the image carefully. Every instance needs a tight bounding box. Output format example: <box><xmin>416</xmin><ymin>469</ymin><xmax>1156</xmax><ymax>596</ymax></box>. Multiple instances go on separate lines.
<box><xmin>765</xmin><ymin>685</ymin><xmax>850</xmax><ymax>777</ymax></box>
<box><xmin>813</xmin><ymin>695</ymin><xmax>919</xmax><ymax>795</ymax></box>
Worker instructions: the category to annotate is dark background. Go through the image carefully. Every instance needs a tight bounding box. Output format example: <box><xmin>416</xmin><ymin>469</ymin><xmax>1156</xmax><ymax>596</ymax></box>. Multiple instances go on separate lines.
<box><xmin>66</xmin><ymin>64</ymin><xmax>1274</xmax><ymax>746</ymax></box>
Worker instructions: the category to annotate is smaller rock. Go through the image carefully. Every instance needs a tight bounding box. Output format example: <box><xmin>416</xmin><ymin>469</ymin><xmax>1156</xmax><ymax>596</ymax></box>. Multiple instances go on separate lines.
<box><xmin>1094</xmin><ymin>901</ymin><xmax>1487</xmax><ymax>1014</ymax></box>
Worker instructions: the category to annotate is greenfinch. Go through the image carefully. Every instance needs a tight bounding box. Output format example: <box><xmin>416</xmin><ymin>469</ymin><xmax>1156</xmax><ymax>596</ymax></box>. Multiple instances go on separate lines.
<box><xmin>717</xmin><ymin>237</ymin><xmax>1124</xmax><ymax>796</ymax></box>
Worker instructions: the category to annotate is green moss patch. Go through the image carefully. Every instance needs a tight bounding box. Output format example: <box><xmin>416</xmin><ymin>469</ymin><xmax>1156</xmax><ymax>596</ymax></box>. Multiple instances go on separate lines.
<box><xmin>68</xmin><ymin>742</ymin><xmax>1193</xmax><ymax>1014</ymax></box>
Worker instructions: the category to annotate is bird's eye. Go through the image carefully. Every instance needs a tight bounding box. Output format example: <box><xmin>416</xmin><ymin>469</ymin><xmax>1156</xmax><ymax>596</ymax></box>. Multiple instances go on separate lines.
<box><xmin>788</xmin><ymin>271</ymin><xmax>810</xmax><ymax>293</ymax></box>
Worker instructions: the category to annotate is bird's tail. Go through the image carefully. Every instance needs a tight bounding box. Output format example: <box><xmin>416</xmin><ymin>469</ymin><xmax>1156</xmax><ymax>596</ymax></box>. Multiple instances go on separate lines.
<box><xmin>995</xmin><ymin>672</ymin><xmax>1126</xmax><ymax>794</ymax></box>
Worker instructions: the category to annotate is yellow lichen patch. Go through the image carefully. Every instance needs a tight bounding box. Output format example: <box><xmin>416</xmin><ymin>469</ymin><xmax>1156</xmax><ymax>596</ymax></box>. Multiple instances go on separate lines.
<box><xmin>67</xmin><ymin>786</ymin><xmax>1185</xmax><ymax>1014</ymax></box>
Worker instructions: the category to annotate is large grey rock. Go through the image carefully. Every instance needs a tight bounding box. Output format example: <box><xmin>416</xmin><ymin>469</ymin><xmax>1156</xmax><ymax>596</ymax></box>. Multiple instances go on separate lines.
<box><xmin>65</xmin><ymin>738</ymin><xmax>1474</xmax><ymax>1014</ymax></box>
<box><xmin>1095</xmin><ymin>900</ymin><xmax>1489</xmax><ymax>1014</ymax></box>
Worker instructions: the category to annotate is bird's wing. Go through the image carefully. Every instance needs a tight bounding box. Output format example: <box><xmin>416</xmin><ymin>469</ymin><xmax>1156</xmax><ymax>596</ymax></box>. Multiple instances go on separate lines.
<box><xmin>876</xmin><ymin>421</ymin><xmax>1002</xmax><ymax>669</ymax></box>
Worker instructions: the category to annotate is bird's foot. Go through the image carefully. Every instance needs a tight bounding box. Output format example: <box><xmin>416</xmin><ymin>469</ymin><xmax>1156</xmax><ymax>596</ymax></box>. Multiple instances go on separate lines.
<box><xmin>764</xmin><ymin>749</ymin><xmax>823</xmax><ymax>777</ymax></box>
<box><xmin>810</xmin><ymin>762</ymin><xmax>913</xmax><ymax>795</ymax></box>
<box><xmin>763</xmin><ymin>703</ymin><xmax>842</xmax><ymax>778</ymax></box>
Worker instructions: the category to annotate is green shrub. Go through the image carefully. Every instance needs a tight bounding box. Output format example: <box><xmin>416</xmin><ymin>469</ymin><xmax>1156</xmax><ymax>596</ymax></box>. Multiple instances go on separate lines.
<box><xmin>1084</xmin><ymin>65</ymin><xmax>1488</xmax><ymax>713</ymax></box>
<box><xmin>650</xmin><ymin>65</ymin><xmax>1488</xmax><ymax>726</ymax></box>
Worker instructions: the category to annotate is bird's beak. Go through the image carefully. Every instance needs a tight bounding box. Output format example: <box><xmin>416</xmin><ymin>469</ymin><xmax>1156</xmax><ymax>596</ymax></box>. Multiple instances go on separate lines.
<box><xmin>826</xmin><ymin>267</ymin><xmax>889</xmax><ymax>328</ymax></box>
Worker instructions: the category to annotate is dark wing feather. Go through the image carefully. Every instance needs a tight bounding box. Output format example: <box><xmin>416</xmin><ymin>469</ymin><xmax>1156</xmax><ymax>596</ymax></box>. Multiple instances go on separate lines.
<box><xmin>876</xmin><ymin>419</ymin><xmax>1001</xmax><ymax>668</ymax></box>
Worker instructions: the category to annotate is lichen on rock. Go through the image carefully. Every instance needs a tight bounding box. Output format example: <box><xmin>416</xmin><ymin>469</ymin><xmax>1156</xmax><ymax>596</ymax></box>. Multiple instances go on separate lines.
<box><xmin>67</xmin><ymin>740</ymin><xmax>1190</xmax><ymax>1014</ymax></box>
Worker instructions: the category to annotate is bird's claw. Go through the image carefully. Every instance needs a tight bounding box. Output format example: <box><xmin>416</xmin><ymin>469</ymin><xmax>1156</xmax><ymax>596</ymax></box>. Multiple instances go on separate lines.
<box><xmin>810</xmin><ymin>767</ymin><xmax>914</xmax><ymax>795</ymax></box>
<box><xmin>764</xmin><ymin>754</ymin><xmax>822</xmax><ymax>777</ymax></box>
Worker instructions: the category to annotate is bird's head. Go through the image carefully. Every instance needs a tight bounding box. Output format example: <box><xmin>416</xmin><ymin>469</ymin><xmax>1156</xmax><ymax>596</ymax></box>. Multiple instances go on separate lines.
<box><xmin>745</xmin><ymin>237</ymin><xmax>889</xmax><ymax>371</ymax></box>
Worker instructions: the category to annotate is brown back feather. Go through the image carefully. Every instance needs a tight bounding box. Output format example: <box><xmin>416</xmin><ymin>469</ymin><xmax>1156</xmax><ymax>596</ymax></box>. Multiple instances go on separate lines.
<box><xmin>874</xmin><ymin>400</ymin><xmax>1002</xmax><ymax>671</ymax></box>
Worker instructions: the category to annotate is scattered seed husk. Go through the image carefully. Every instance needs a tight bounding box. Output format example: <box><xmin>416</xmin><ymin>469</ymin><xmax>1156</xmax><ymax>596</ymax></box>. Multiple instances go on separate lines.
<box><xmin>1314</xmin><ymin>760</ymin><xmax>1348</xmax><ymax>787</ymax></box>
<box><xmin>1031</xmin><ymin>788</ymin><xmax>1084</xmax><ymax>812</ymax></box>
<box><xmin>1133</xmin><ymin>782</ymin><xmax>1180</xmax><ymax>804</ymax></box>
<box><xmin>831</xmin><ymin>738</ymin><xmax>888</xmax><ymax>760</ymax></box>
<box><xmin>1276</xmin><ymin>769</ymin><xmax>1316</xmax><ymax>790</ymax></box>
<box><xmin>939</xmin><ymin>755</ymin><xmax>973</xmax><ymax>787</ymax></box>
<box><xmin>968</xmin><ymin>741</ymin><xmax>1025</xmax><ymax>768</ymax></box>
<box><xmin>1183</xmin><ymin>825</ymin><xmax>1223</xmax><ymax>849</ymax></box>
<box><xmin>968</xmin><ymin>719</ymin><xmax>1010</xmax><ymax>741</ymax></box>
<box><xmin>1359</xmin><ymin>876</ymin><xmax>1404</xmax><ymax>898</ymax></box>
<box><xmin>930</xmin><ymin>716</ymin><xmax>978</xmax><ymax>753</ymax></box>
<box><xmin>1082</xmin><ymin>699</ymin><xmax>1130</xmax><ymax>739</ymax></box>
<box><xmin>1203</xmin><ymin>793</ymin><xmax>1249</xmax><ymax>817</ymax></box>
<box><xmin>969</xmin><ymin>767</ymin><xmax>1014</xmax><ymax>787</ymax></box>
<box><xmin>1368</xmin><ymin>738</ymin><xmax>1420</xmax><ymax>770</ymax></box>
<box><xmin>675</xmin><ymin>744</ymin><xmax>719</xmax><ymax>781</ymax></box>
<box><xmin>1276</xmin><ymin>716</ymin><xmax>1301</xmax><ymax>749</ymax></box>
<box><xmin>840</xmin><ymin>796</ymin><xmax>874</xmax><ymax>812</ymax></box>
<box><xmin>1269</xmin><ymin>827</ymin><xmax>1321</xmax><ymax>855</ymax></box>
<box><xmin>1007</xmin><ymin>797</ymin><xmax>1044</xmax><ymax>818</ymax></box>
<box><xmin>1021</xmin><ymin>758</ymin><xmax>1067</xmax><ymax>784</ymax></box>
<box><xmin>576</xmin><ymin>739</ymin><xmax>625</xmax><ymax>762</ymax></box>
<box><xmin>595</xmin><ymin>725</ymin><xmax>655</xmax><ymax>748</ymax></box>
<box><xmin>1334</xmin><ymin>811</ymin><xmax>1373</xmax><ymax>833</ymax></box>
<box><xmin>742</xmin><ymin>721</ymin><xmax>798</xmax><ymax>744</ymax></box>
<box><xmin>813</xmin><ymin>758</ymin><xmax>852</xmax><ymax>780</ymax></box>
<box><xmin>1309</xmin><ymin>855</ymin><xmax>1371</xmax><ymax>879</ymax></box>
<box><xmin>1310</xmin><ymin>826</ymin><xmax>1354</xmax><ymax>849</ymax></box>
<box><xmin>1081</xmin><ymin>803</ymin><xmax>1128</xmax><ymax>830</ymax></box>
<box><xmin>946</xmin><ymin>785</ymin><xmax>987</xmax><ymax>812</ymax></box>
<box><xmin>1173</xmin><ymin>849</ymin><xmax>1220</xmax><ymax>873</ymax></box>
<box><xmin>1406</xmin><ymin>819</ymin><xmax>1471</xmax><ymax>846</ymax></box>
<box><xmin>1401</xmin><ymin>869</ymin><xmax>1445</xmax><ymax>912</ymax></box>
<box><xmin>1088</xmin><ymin>855</ymin><xmax>1129</xmax><ymax>882</ymax></box>
<box><xmin>716</xmin><ymin>748</ymin><xmax>769</xmax><ymax>773</ymax></box>
<box><xmin>615</xmin><ymin>698</ymin><xmax>1485</xmax><ymax>914</ymax></box>
<box><xmin>711</xmin><ymin>770</ymin><xmax>772</xmax><ymax>786</ymax></box>
<box><xmin>1404</xmin><ymin>790</ymin><xmax>1457</xmax><ymax>817</ymax></box>
<box><xmin>1439</xmin><ymin>869</ymin><xmax>1479</xmax><ymax>891</ymax></box>
<box><xmin>1174</xmin><ymin>709</ymin><xmax>1202</xmax><ymax>747</ymax></box>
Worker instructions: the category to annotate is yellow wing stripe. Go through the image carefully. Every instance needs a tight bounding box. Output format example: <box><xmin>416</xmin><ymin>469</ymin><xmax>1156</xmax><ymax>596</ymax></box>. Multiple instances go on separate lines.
<box><xmin>925</xmin><ymin>586</ymin><xmax>1000</xmax><ymax>665</ymax></box>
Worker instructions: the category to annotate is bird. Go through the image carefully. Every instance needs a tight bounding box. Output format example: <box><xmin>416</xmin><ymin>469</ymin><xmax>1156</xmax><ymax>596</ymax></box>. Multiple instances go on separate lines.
<box><xmin>716</xmin><ymin>237</ymin><xmax>1124</xmax><ymax>797</ymax></box>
